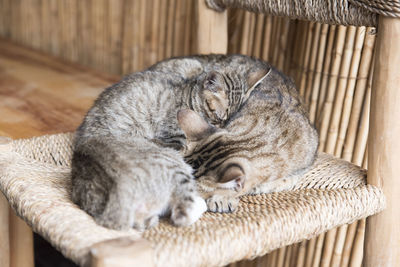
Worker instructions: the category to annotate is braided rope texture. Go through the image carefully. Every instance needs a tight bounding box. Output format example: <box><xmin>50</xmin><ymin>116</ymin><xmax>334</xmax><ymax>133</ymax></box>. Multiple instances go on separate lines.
<box><xmin>206</xmin><ymin>0</ymin><xmax>400</xmax><ymax>26</ymax></box>
<box><xmin>350</xmin><ymin>0</ymin><xmax>400</xmax><ymax>17</ymax></box>
<box><xmin>0</xmin><ymin>133</ymin><xmax>385</xmax><ymax>266</ymax></box>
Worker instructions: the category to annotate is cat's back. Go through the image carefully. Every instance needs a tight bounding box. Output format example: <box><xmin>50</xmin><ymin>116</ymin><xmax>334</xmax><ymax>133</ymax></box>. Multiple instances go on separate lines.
<box><xmin>225</xmin><ymin>66</ymin><xmax>318</xmax><ymax>179</ymax></box>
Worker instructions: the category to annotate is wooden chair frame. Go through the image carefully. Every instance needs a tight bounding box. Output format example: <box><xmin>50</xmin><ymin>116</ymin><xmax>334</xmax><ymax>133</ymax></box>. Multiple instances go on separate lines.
<box><xmin>1</xmin><ymin>1</ymin><xmax>398</xmax><ymax>266</ymax></box>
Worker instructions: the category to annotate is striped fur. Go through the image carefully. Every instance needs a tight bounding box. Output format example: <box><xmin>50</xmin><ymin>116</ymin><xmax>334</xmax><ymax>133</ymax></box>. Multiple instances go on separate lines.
<box><xmin>71</xmin><ymin>54</ymin><xmax>318</xmax><ymax>229</ymax></box>
<box><xmin>71</xmin><ymin>54</ymin><xmax>269</xmax><ymax>230</ymax></box>
<box><xmin>180</xmin><ymin>66</ymin><xmax>318</xmax><ymax>213</ymax></box>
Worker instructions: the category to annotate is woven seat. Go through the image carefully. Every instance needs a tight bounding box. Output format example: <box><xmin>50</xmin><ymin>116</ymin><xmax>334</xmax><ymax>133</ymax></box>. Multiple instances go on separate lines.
<box><xmin>0</xmin><ymin>133</ymin><xmax>385</xmax><ymax>267</ymax></box>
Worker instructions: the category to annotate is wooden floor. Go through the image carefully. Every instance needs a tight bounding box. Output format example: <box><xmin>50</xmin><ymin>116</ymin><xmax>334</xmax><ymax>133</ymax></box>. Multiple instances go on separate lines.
<box><xmin>0</xmin><ymin>38</ymin><xmax>120</xmax><ymax>267</ymax></box>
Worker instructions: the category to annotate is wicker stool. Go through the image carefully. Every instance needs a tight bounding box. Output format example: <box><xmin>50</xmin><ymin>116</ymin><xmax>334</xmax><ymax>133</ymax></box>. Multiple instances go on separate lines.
<box><xmin>0</xmin><ymin>133</ymin><xmax>385</xmax><ymax>266</ymax></box>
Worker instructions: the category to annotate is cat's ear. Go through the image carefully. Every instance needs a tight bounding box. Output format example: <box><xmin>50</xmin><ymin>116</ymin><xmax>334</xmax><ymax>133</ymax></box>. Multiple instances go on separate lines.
<box><xmin>246</xmin><ymin>68</ymin><xmax>271</xmax><ymax>97</ymax></box>
<box><xmin>177</xmin><ymin>109</ymin><xmax>215</xmax><ymax>141</ymax></box>
<box><xmin>218</xmin><ymin>165</ymin><xmax>245</xmax><ymax>192</ymax></box>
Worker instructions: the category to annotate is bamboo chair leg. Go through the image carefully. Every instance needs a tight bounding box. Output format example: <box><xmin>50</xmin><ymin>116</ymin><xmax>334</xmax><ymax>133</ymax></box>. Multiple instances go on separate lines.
<box><xmin>9</xmin><ymin>212</ymin><xmax>34</xmax><ymax>267</ymax></box>
<box><xmin>0</xmin><ymin>136</ymin><xmax>32</xmax><ymax>267</ymax></box>
<box><xmin>196</xmin><ymin>0</ymin><xmax>227</xmax><ymax>54</ymax></box>
<box><xmin>365</xmin><ymin>16</ymin><xmax>400</xmax><ymax>266</ymax></box>
<box><xmin>0</xmin><ymin>194</ymin><xmax>10</xmax><ymax>267</ymax></box>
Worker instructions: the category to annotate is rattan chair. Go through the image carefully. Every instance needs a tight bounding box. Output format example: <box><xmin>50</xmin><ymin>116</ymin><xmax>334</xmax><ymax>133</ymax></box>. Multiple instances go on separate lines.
<box><xmin>0</xmin><ymin>1</ymin><xmax>398</xmax><ymax>266</ymax></box>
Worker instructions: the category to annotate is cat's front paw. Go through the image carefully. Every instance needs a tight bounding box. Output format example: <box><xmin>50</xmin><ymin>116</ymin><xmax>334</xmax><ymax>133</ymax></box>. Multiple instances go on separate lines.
<box><xmin>206</xmin><ymin>195</ymin><xmax>239</xmax><ymax>213</ymax></box>
<box><xmin>171</xmin><ymin>195</ymin><xmax>207</xmax><ymax>226</ymax></box>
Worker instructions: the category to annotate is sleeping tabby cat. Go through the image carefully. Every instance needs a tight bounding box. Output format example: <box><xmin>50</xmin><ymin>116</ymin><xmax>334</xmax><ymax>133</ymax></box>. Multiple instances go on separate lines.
<box><xmin>71</xmin><ymin>54</ymin><xmax>318</xmax><ymax>230</ymax></box>
<box><xmin>178</xmin><ymin>66</ymin><xmax>318</xmax><ymax>212</ymax></box>
<box><xmin>71</xmin><ymin>55</ymin><xmax>270</xmax><ymax>230</ymax></box>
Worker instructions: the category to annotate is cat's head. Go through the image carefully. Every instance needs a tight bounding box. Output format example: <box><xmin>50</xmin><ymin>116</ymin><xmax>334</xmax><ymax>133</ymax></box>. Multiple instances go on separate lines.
<box><xmin>198</xmin><ymin>68</ymin><xmax>270</xmax><ymax>127</ymax></box>
<box><xmin>177</xmin><ymin>109</ymin><xmax>262</xmax><ymax>196</ymax></box>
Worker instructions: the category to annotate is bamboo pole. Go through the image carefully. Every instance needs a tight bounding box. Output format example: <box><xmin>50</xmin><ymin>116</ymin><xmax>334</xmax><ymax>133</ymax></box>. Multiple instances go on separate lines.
<box><xmin>317</xmin><ymin>25</ymin><xmax>347</xmax><ymax>152</ymax></box>
<box><xmin>272</xmin><ymin>17</ymin><xmax>282</xmax><ymax>66</ymax></box>
<box><xmin>39</xmin><ymin>0</ymin><xmax>50</xmax><ymax>53</ymax></box>
<box><xmin>304</xmin><ymin>23</ymin><xmax>321</xmax><ymax>108</ymax></box>
<box><xmin>296</xmin><ymin>241</ymin><xmax>306</xmax><ymax>267</ymax></box>
<box><xmin>298</xmin><ymin>22</ymin><xmax>315</xmax><ymax>98</ymax></box>
<box><xmin>48</xmin><ymin>0</ymin><xmax>60</xmax><ymax>56</ymax></box>
<box><xmin>341</xmin><ymin>28</ymin><xmax>376</xmax><ymax>162</ymax></box>
<box><xmin>165</xmin><ymin>0</ymin><xmax>176</xmax><ymax>58</ymax></box>
<box><xmin>267</xmin><ymin>249</ymin><xmax>278</xmax><ymax>266</ymax></box>
<box><xmin>183</xmin><ymin>0</ymin><xmax>194</xmax><ymax>55</ymax></box>
<box><xmin>227</xmin><ymin>9</ymin><xmax>243</xmax><ymax>54</ymax></box>
<box><xmin>269</xmin><ymin>16</ymin><xmax>280</xmax><ymax>64</ymax></box>
<box><xmin>323</xmin><ymin>26</ymin><xmax>357</xmax><ymax>155</ymax></box>
<box><xmin>290</xmin><ymin>21</ymin><xmax>308</xmax><ymax>86</ymax></box>
<box><xmin>333</xmin><ymin>26</ymin><xmax>366</xmax><ymax>157</ymax></box>
<box><xmin>121</xmin><ymin>0</ymin><xmax>133</xmax><ymax>74</ymax></box>
<box><xmin>340</xmin><ymin>31</ymin><xmax>375</xmax><ymax>267</ymax></box>
<box><xmin>283</xmin><ymin>20</ymin><xmax>297</xmax><ymax>74</ymax></box>
<box><xmin>0</xmin><ymin>0</ymin><xmax>11</xmax><ymax>37</ymax></box>
<box><xmin>77</xmin><ymin>0</ymin><xmax>90</xmax><ymax>67</ymax></box>
<box><xmin>339</xmin><ymin>222</ymin><xmax>358</xmax><ymax>267</ymax></box>
<box><xmin>196</xmin><ymin>0</ymin><xmax>227</xmax><ymax>54</ymax></box>
<box><xmin>337</xmin><ymin>74</ymin><xmax>371</xmax><ymax>267</ymax></box>
<box><xmin>283</xmin><ymin>245</ymin><xmax>293</xmax><ymax>267</ymax></box>
<box><xmin>330</xmin><ymin>224</ymin><xmax>348</xmax><ymax>267</ymax></box>
<box><xmin>246</xmin><ymin>12</ymin><xmax>256</xmax><ymax>55</ymax></box>
<box><xmin>138</xmin><ymin>0</ymin><xmax>147</xmax><ymax>69</ymax></box>
<box><xmin>324</xmin><ymin>27</ymin><xmax>366</xmax><ymax>267</ymax></box>
<box><xmin>311</xmin><ymin>27</ymin><xmax>348</xmax><ymax>267</ymax></box>
<box><xmin>276</xmin><ymin>247</ymin><xmax>287</xmax><ymax>267</ymax></box>
<box><xmin>252</xmin><ymin>13</ymin><xmax>265</xmax><ymax>58</ymax></box>
<box><xmin>276</xmin><ymin>18</ymin><xmax>290</xmax><ymax>71</ymax></box>
<box><xmin>349</xmin><ymin>219</ymin><xmax>366</xmax><ymax>267</ymax></box>
<box><xmin>9</xmin><ymin>211</ymin><xmax>34</xmax><ymax>267</ymax></box>
<box><xmin>319</xmin><ymin>229</ymin><xmax>337</xmax><ymax>267</ymax></box>
<box><xmin>316</xmin><ymin>25</ymin><xmax>336</xmax><ymax>119</ymax></box>
<box><xmin>365</xmin><ymin>16</ymin><xmax>400</xmax><ymax>267</ymax></box>
<box><xmin>143</xmin><ymin>0</ymin><xmax>153</xmax><ymax>67</ymax></box>
<box><xmin>289</xmin><ymin>243</ymin><xmax>299</xmax><ymax>267</ymax></box>
<box><xmin>304</xmin><ymin>238</ymin><xmax>316</xmax><ymax>267</ymax></box>
<box><xmin>311</xmin><ymin>234</ymin><xmax>325</xmax><ymax>267</ymax></box>
<box><xmin>173</xmin><ymin>0</ymin><xmax>183</xmax><ymax>57</ymax></box>
<box><xmin>257</xmin><ymin>255</ymin><xmax>267</xmax><ymax>266</ymax></box>
<box><xmin>0</xmin><ymin>193</ymin><xmax>10</xmax><ymax>267</ymax></box>
<box><xmin>309</xmin><ymin>24</ymin><xmax>329</xmax><ymax>123</ymax></box>
<box><xmin>352</xmin><ymin>81</ymin><xmax>371</xmax><ymax>167</ymax></box>
<box><xmin>261</xmin><ymin>15</ymin><xmax>272</xmax><ymax>61</ymax></box>
<box><xmin>239</xmin><ymin>11</ymin><xmax>251</xmax><ymax>55</ymax></box>
<box><xmin>107</xmin><ymin>0</ymin><xmax>123</xmax><ymax>74</ymax></box>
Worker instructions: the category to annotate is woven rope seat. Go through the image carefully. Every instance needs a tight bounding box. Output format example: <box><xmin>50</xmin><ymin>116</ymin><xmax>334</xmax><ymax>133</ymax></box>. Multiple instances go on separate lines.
<box><xmin>206</xmin><ymin>0</ymin><xmax>400</xmax><ymax>26</ymax></box>
<box><xmin>0</xmin><ymin>133</ymin><xmax>385</xmax><ymax>266</ymax></box>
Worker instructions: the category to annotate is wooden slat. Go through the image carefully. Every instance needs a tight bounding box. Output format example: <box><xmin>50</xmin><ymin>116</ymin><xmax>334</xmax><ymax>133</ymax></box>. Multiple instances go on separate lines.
<box><xmin>196</xmin><ymin>0</ymin><xmax>227</xmax><ymax>54</ymax></box>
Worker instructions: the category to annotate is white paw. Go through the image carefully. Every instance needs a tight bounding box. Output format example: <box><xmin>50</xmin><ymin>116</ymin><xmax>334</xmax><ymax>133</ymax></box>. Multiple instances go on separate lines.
<box><xmin>206</xmin><ymin>195</ymin><xmax>239</xmax><ymax>213</ymax></box>
<box><xmin>171</xmin><ymin>195</ymin><xmax>207</xmax><ymax>226</ymax></box>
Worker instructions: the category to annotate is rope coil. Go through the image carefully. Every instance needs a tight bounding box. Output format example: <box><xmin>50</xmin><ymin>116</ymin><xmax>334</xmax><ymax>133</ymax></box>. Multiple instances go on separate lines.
<box><xmin>206</xmin><ymin>0</ymin><xmax>400</xmax><ymax>26</ymax></box>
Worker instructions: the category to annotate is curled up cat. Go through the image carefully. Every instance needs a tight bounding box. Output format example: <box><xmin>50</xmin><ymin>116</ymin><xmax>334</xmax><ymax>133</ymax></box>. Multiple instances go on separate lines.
<box><xmin>178</xmin><ymin>65</ymin><xmax>318</xmax><ymax>213</ymax></box>
<box><xmin>71</xmin><ymin>55</ymin><xmax>318</xmax><ymax>230</ymax></box>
